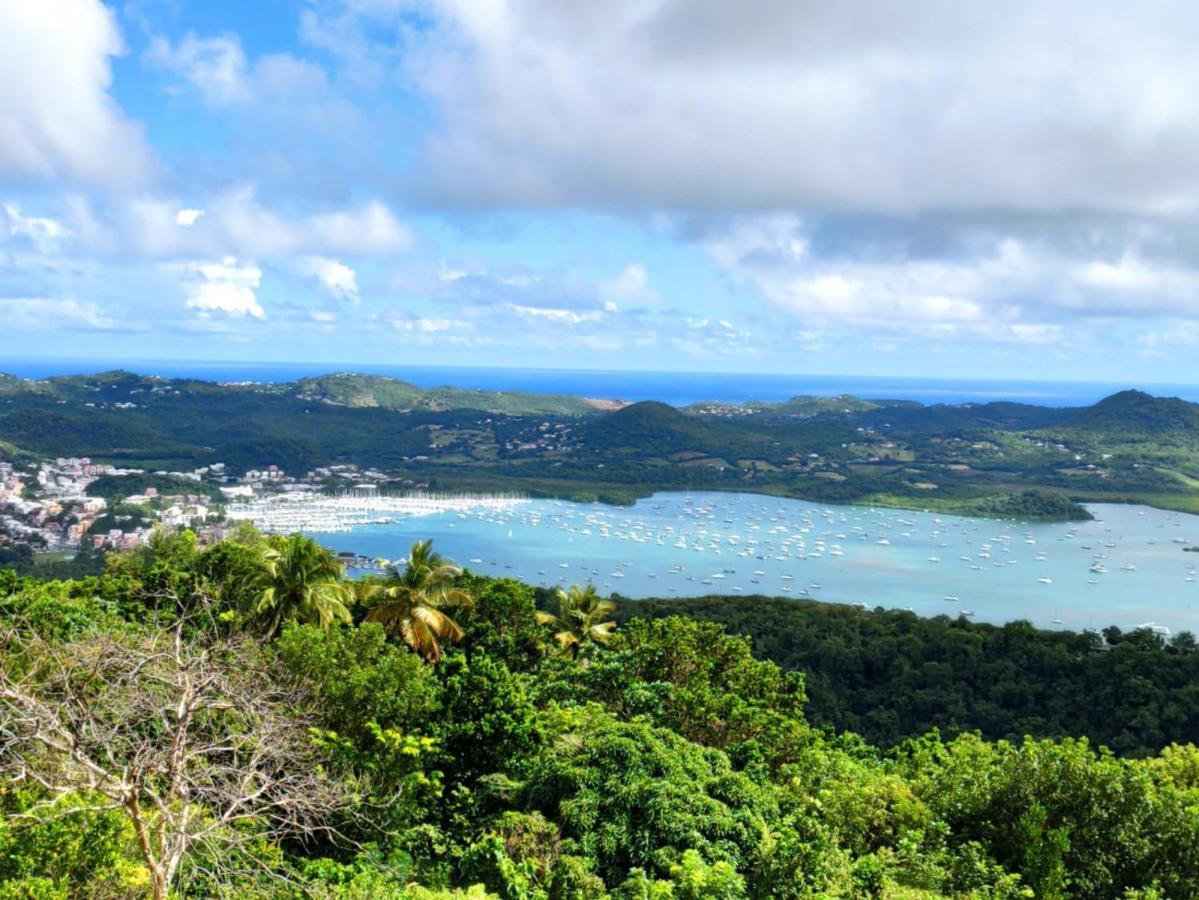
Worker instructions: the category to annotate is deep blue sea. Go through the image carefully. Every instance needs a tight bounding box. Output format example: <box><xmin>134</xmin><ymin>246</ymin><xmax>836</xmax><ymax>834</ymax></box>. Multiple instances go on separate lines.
<box><xmin>4</xmin><ymin>357</ymin><xmax>1198</xmax><ymax>407</ymax></box>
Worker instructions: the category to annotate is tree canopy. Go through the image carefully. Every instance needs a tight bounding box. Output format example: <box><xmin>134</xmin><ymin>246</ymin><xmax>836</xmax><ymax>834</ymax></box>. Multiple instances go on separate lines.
<box><xmin>3</xmin><ymin>530</ymin><xmax>1199</xmax><ymax>897</ymax></box>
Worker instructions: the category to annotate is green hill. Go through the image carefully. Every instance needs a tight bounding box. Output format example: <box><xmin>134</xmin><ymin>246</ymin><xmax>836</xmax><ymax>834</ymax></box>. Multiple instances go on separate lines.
<box><xmin>2</xmin><ymin>370</ymin><xmax>1199</xmax><ymax>518</ymax></box>
<box><xmin>1066</xmin><ymin>389</ymin><xmax>1199</xmax><ymax>435</ymax></box>
<box><xmin>287</xmin><ymin>373</ymin><xmax>604</xmax><ymax>416</ymax></box>
<box><xmin>583</xmin><ymin>401</ymin><xmax>745</xmax><ymax>455</ymax></box>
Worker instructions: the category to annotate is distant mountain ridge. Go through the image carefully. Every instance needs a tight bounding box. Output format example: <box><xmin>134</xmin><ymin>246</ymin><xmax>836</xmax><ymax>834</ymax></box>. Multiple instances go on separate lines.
<box><xmin>282</xmin><ymin>372</ymin><xmax>613</xmax><ymax>417</ymax></box>
<box><xmin>0</xmin><ymin>369</ymin><xmax>616</xmax><ymax>418</ymax></box>
<box><xmin>2</xmin><ymin>368</ymin><xmax>1198</xmax><ymax>520</ymax></box>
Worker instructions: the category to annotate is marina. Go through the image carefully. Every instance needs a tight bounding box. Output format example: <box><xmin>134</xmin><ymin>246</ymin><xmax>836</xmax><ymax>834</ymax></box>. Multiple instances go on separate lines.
<box><xmin>286</xmin><ymin>491</ymin><xmax>1199</xmax><ymax>634</ymax></box>
<box><xmin>226</xmin><ymin>490</ymin><xmax>528</xmax><ymax>534</ymax></box>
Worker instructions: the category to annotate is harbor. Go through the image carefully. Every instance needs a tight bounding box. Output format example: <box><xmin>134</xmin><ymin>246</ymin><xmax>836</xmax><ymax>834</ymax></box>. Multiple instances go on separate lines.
<box><xmin>226</xmin><ymin>489</ymin><xmax>529</xmax><ymax>536</ymax></box>
<box><xmin>300</xmin><ymin>491</ymin><xmax>1199</xmax><ymax>635</ymax></box>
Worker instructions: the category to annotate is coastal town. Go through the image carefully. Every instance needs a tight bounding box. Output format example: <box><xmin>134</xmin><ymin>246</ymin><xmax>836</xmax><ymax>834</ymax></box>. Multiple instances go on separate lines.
<box><xmin>0</xmin><ymin>454</ymin><xmax>446</xmax><ymax>568</ymax></box>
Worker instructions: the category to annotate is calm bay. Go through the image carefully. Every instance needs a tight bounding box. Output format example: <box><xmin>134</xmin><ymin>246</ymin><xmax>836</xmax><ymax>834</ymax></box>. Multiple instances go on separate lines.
<box><xmin>306</xmin><ymin>491</ymin><xmax>1199</xmax><ymax>635</ymax></box>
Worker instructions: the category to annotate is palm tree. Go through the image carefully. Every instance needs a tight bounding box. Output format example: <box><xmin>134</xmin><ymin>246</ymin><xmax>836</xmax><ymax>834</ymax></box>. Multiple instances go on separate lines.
<box><xmin>364</xmin><ymin>539</ymin><xmax>473</xmax><ymax>662</ymax></box>
<box><xmin>536</xmin><ymin>583</ymin><xmax>617</xmax><ymax>655</ymax></box>
<box><xmin>254</xmin><ymin>534</ymin><xmax>354</xmax><ymax>637</ymax></box>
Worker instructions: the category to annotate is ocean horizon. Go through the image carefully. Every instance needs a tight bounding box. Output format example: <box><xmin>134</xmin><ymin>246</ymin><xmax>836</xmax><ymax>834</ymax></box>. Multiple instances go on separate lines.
<box><xmin>4</xmin><ymin>357</ymin><xmax>1199</xmax><ymax>408</ymax></box>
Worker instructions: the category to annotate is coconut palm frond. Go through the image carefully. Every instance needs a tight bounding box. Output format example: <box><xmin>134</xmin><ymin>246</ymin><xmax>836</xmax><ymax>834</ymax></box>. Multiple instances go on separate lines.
<box><xmin>364</xmin><ymin>539</ymin><xmax>473</xmax><ymax>662</ymax></box>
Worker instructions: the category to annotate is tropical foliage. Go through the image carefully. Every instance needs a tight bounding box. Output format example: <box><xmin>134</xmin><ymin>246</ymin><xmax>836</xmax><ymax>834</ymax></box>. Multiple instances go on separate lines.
<box><xmin>4</xmin><ymin>530</ymin><xmax>1199</xmax><ymax>898</ymax></box>
<box><xmin>535</xmin><ymin>582</ymin><xmax>617</xmax><ymax>654</ymax></box>
<box><xmin>254</xmin><ymin>532</ymin><xmax>355</xmax><ymax>636</ymax></box>
<box><xmin>624</xmin><ymin>595</ymin><xmax>1199</xmax><ymax>756</ymax></box>
<box><xmin>364</xmin><ymin>539</ymin><xmax>474</xmax><ymax>661</ymax></box>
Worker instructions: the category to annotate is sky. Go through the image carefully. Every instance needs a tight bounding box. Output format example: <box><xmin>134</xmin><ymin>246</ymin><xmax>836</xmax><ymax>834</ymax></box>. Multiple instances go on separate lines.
<box><xmin>3</xmin><ymin>0</ymin><xmax>1199</xmax><ymax>381</ymax></box>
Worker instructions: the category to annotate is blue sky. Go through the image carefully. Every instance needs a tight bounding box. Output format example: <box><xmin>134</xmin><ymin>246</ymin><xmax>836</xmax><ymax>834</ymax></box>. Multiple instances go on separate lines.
<box><xmin>4</xmin><ymin>1</ymin><xmax>1199</xmax><ymax>380</ymax></box>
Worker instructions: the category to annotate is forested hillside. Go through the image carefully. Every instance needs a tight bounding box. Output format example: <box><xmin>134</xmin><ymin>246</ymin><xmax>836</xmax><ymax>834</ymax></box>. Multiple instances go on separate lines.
<box><xmin>3</xmin><ymin>533</ymin><xmax>1199</xmax><ymax>897</ymax></box>
<box><xmin>624</xmin><ymin>596</ymin><xmax>1199</xmax><ymax>756</ymax></box>
<box><xmin>7</xmin><ymin>370</ymin><xmax>1199</xmax><ymax>517</ymax></box>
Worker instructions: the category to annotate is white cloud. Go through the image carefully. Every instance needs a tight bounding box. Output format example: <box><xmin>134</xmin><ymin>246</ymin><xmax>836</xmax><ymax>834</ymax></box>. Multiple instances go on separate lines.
<box><xmin>0</xmin><ymin>0</ymin><xmax>151</xmax><ymax>187</ymax></box>
<box><xmin>0</xmin><ymin>297</ymin><xmax>115</xmax><ymax>330</ymax></box>
<box><xmin>2</xmin><ymin>203</ymin><xmax>68</xmax><ymax>251</ymax></box>
<box><xmin>671</xmin><ymin>315</ymin><xmax>756</xmax><ymax>356</ymax></box>
<box><xmin>83</xmin><ymin>187</ymin><xmax>411</xmax><ymax>259</ymax></box>
<box><xmin>388</xmin><ymin>313</ymin><xmax>473</xmax><ymax>344</ymax></box>
<box><xmin>144</xmin><ymin>29</ymin><xmax>371</xmax><ymax>192</ymax></box>
<box><xmin>1138</xmin><ymin>322</ymin><xmax>1199</xmax><ymax>349</ymax></box>
<box><xmin>703</xmin><ymin>215</ymin><xmax>1199</xmax><ymax>346</ymax></box>
<box><xmin>401</xmin><ymin>0</ymin><xmax>1199</xmax><ymax>216</ymax></box>
<box><xmin>1068</xmin><ymin>255</ymin><xmax>1199</xmax><ymax>314</ymax></box>
<box><xmin>1009</xmin><ymin>323</ymin><xmax>1065</xmax><ymax>345</ymax></box>
<box><xmin>601</xmin><ymin>263</ymin><xmax>656</xmax><ymax>308</ymax></box>
<box><xmin>146</xmin><ymin>32</ymin><xmax>249</xmax><ymax>105</ymax></box>
<box><xmin>508</xmin><ymin>304</ymin><xmax>604</xmax><ymax>325</ymax></box>
<box><xmin>181</xmin><ymin>257</ymin><xmax>264</xmax><ymax>318</ymax></box>
<box><xmin>305</xmin><ymin>201</ymin><xmax>412</xmax><ymax>255</ymax></box>
<box><xmin>300</xmin><ymin>256</ymin><xmax>359</xmax><ymax>301</ymax></box>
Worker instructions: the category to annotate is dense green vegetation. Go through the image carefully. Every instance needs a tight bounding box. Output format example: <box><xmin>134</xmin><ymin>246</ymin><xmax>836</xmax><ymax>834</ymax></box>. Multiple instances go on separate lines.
<box><xmin>622</xmin><ymin>596</ymin><xmax>1199</xmax><ymax>757</ymax></box>
<box><xmin>6</xmin><ymin>371</ymin><xmax>1199</xmax><ymax>519</ymax></box>
<box><xmin>285</xmin><ymin>373</ymin><xmax>605</xmax><ymax>417</ymax></box>
<box><xmin>4</xmin><ymin>533</ymin><xmax>1199</xmax><ymax>897</ymax></box>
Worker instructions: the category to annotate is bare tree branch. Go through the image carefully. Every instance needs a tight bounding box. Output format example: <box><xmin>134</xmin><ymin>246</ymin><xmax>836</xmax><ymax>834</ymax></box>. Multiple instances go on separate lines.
<box><xmin>0</xmin><ymin>613</ymin><xmax>366</xmax><ymax>900</ymax></box>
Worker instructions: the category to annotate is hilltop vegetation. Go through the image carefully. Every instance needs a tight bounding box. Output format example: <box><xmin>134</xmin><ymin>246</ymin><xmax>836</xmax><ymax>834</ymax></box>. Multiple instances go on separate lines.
<box><xmin>5</xmin><ymin>532</ymin><xmax>1199</xmax><ymax>897</ymax></box>
<box><xmin>623</xmin><ymin>595</ymin><xmax>1199</xmax><ymax>757</ymax></box>
<box><xmin>285</xmin><ymin>373</ymin><xmax>607</xmax><ymax>417</ymax></box>
<box><xmin>4</xmin><ymin>370</ymin><xmax>1199</xmax><ymax>518</ymax></box>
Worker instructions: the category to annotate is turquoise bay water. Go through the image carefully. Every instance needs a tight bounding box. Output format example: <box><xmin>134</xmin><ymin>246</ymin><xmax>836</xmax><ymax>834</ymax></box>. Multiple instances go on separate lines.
<box><xmin>311</xmin><ymin>492</ymin><xmax>1199</xmax><ymax>635</ymax></box>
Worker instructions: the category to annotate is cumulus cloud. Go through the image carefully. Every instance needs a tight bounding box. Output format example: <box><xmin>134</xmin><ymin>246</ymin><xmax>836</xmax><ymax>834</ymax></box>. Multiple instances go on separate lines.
<box><xmin>0</xmin><ymin>0</ymin><xmax>151</xmax><ymax>187</ymax></box>
<box><xmin>387</xmin><ymin>312</ymin><xmax>476</xmax><ymax>346</ymax></box>
<box><xmin>304</xmin><ymin>201</ymin><xmax>412</xmax><ymax>255</ymax></box>
<box><xmin>1139</xmin><ymin>322</ymin><xmax>1199</xmax><ymax>349</ymax></box>
<box><xmin>704</xmin><ymin>215</ymin><xmax>1199</xmax><ymax>345</ymax></box>
<box><xmin>75</xmin><ymin>187</ymin><xmax>412</xmax><ymax>259</ymax></box>
<box><xmin>601</xmin><ymin>263</ymin><xmax>656</xmax><ymax>308</ymax></box>
<box><xmin>395</xmin><ymin>0</ymin><xmax>1199</xmax><ymax>217</ymax></box>
<box><xmin>144</xmin><ymin>28</ymin><xmax>375</xmax><ymax>197</ymax></box>
<box><xmin>146</xmin><ymin>32</ymin><xmax>249</xmax><ymax>105</ymax></box>
<box><xmin>0</xmin><ymin>297</ymin><xmax>115</xmax><ymax>330</ymax></box>
<box><xmin>2</xmin><ymin>203</ymin><xmax>69</xmax><ymax>251</ymax></box>
<box><xmin>508</xmin><ymin>304</ymin><xmax>605</xmax><ymax>325</ymax></box>
<box><xmin>391</xmin><ymin>315</ymin><xmax>457</xmax><ymax>333</ymax></box>
<box><xmin>300</xmin><ymin>256</ymin><xmax>359</xmax><ymax>301</ymax></box>
<box><xmin>672</xmin><ymin>316</ymin><xmax>756</xmax><ymax>356</ymax></box>
<box><xmin>181</xmin><ymin>257</ymin><xmax>265</xmax><ymax>318</ymax></box>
